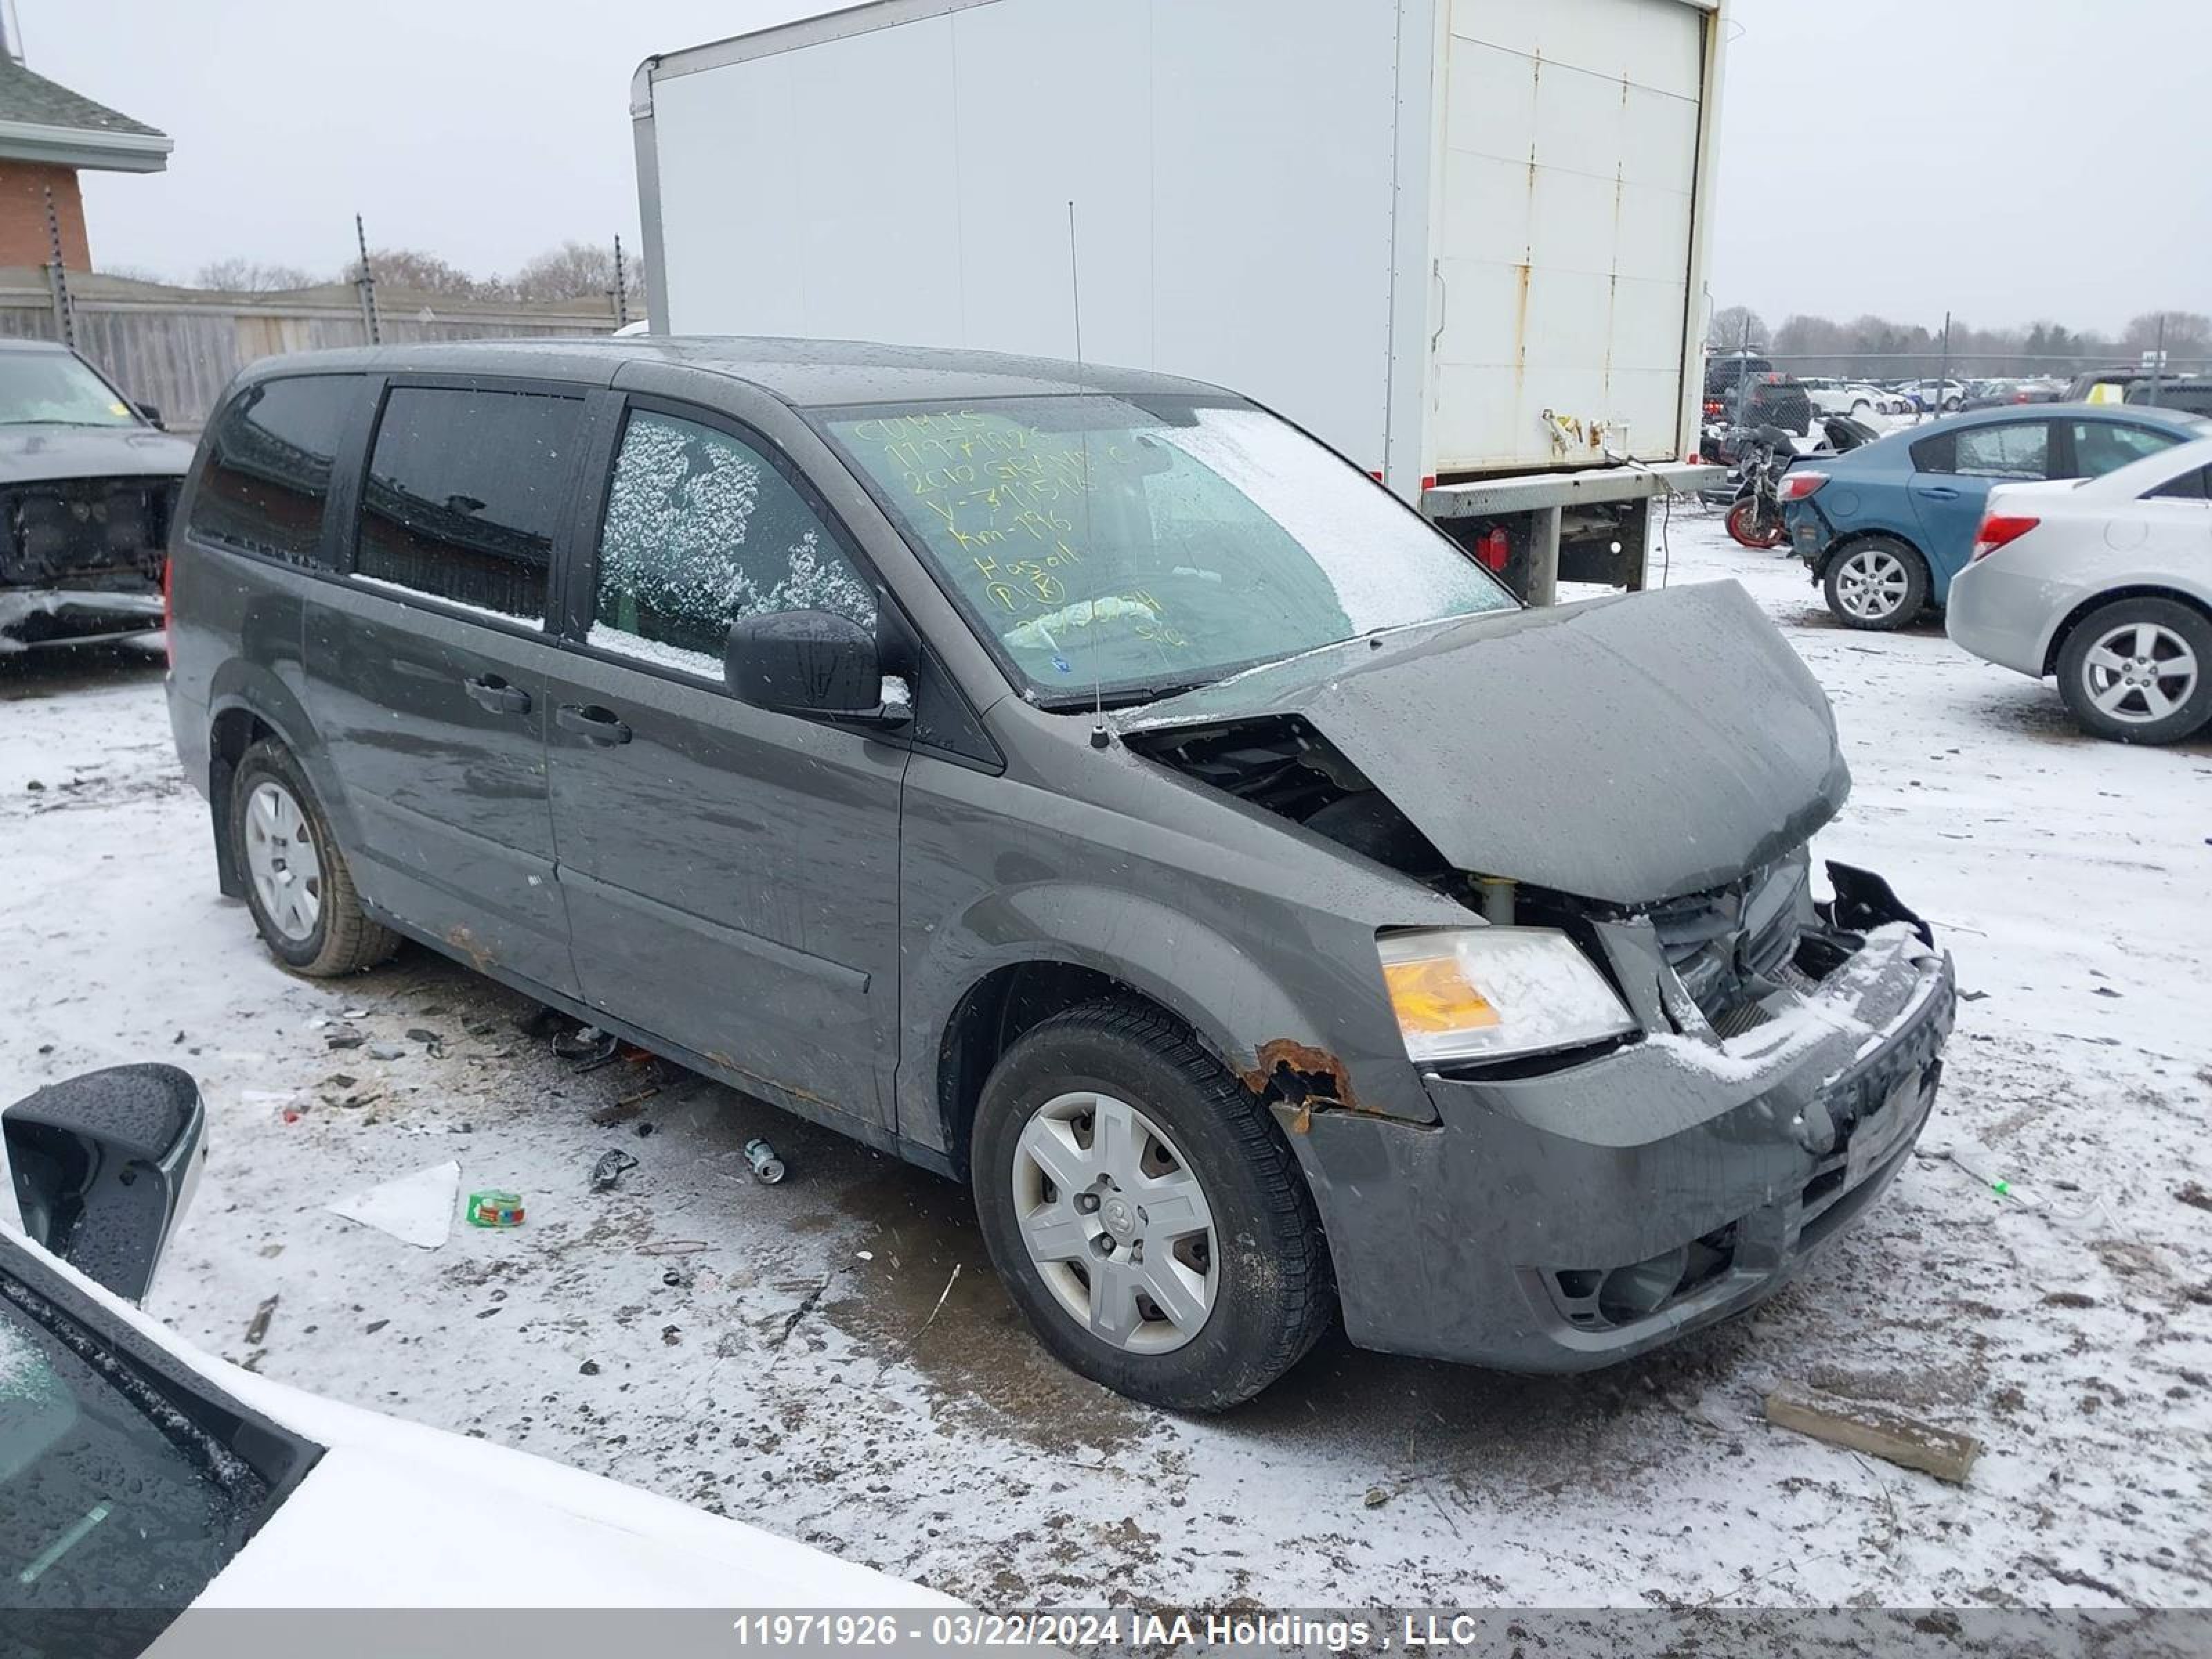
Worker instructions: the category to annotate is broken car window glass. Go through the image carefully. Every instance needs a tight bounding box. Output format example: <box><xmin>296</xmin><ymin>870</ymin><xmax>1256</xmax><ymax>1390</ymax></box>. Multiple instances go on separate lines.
<box><xmin>355</xmin><ymin>387</ymin><xmax>583</xmax><ymax>621</ymax></box>
<box><xmin>591</xmin><ymin>410</ymin><xmax>877</xmax><ymax>679</ymax></box>
<box><xmin>818</xmin><ymin>397</ymin><xmax>1515</xmax><ymax>704</ymax></box>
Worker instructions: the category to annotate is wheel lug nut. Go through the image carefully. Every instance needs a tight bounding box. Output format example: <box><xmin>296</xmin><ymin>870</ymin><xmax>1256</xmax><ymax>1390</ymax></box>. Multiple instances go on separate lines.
<box><xmin>1076</xmin><ymin>1193</ymin><xmax>1099</xmax><ymax>1214</ymax></box>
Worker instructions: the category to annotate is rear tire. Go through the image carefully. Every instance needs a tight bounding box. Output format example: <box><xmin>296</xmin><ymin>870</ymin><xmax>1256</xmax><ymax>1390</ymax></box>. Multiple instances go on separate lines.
<box><xmin>970</xmin><ymin>999</ymin><xmax>1334</xmax><ymax>1411</ymax></box>
<box><xmin>2056</xmin><ymin>598</ymin><xmax>2212</xmax><ymax>745</ymax></box>
<box><xmin>229</xmin><ymin>740</ymin><xmax>398</xmax><ymax>976</ymax></box>
<box><xmin>1824</xmin><ymin>536</ymin><xmax>1929</xmax><ymax>630</ymax></box>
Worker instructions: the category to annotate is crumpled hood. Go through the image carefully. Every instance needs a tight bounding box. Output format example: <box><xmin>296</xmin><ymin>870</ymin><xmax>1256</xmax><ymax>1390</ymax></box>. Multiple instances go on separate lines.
<box><xmin>1123</xmin><ymin>581</ymin><xmax>1850</xmax><ymax>906</ymax></box>
<box><xmin>0</xmin><ymin>424</ymin><xmax>194</xmax><ymax>486</ymax></box>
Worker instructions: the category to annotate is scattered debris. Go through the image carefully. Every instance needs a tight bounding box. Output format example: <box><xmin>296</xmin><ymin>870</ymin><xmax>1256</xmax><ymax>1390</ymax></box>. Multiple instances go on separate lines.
<box><xmin>326</xmin><ymin>1161</ymin><xmax>460</xmax><ymax>1250</ymax></box>
<box><xmin>1363</xmin><ymin>1487</ymin><xmax>1392</xmax><ymax>1510</ymax></box>
<box><xmin>635</xmin><ymin>1121</ymin><xmax>656</xmax><ymax>1138</ymax></box>
<box><xmin>915</xmin><ymin>1264</ymin><xmax>962</xmax><ymax>1341</ymax></box>
<box><xmin>405</xmin><ymin>1027</ymin><xmax>447</xmax><ymax>1056</ymax></box>
<box><xmin>364</xmin><ymin>1319</ymin><xmax>388</xmax><ymax>1335</ymax></box>
<box><xmin>366</xmin><ymin>1043</ymin><xmax>406</xmax><ymax>1062</ymax></box>
<box><xmin>579</xmin><ymin>1359</ymin><xmax>600</xmax><ymax>1376</ymax></box>
<box><xmin>325</xmin><ymin>1030</ymin><xmax>366</xmax><ymax>1051</ymax></box>
<box><xmin>662</xmin><ymin>1267</ymin><xmax>693</xmax><ymax>1289</ymax></box>
<box><xmin>637</xmin><ymin>1239</ymin><xmax>709</xmax><ymax>1257</ymax></box>
<box><xmin>244</xmin><ymin>1295</ymin><xmax>279</xmax><ymax>1345</ymax></box>
<box><xmin>744</xmin><ymin>1136</ymin><xmax>787</xmax><ymax>1184</ymax></box>
<box><xmin>661</xmin><ymin>1324</ymin><xmax>683</xmax><ymax>1347</ymax></box>
<box><xmin>467</xmin><ymin>1190</ymin><xmax>526</xmax><ymax>1228</ymax></box>
<box><xmin>590</xmin><ymin>1149</ymin><xmax>639</xmax><ymax>1192</ymax></box>
<box><xmin>1765</xmin><ymin>1380</ymin><xmax>1981</xmax><ymax>1484</ymax></box>
<box><xmin>2178</xmin><ymin>1183</ymin><xmax>2212</xmax><ymax>1214</ymax></box>
<box><xmin>590</xmin><ymin>1090</ymin><xmax>655</xmax><ymax>1127</ymax></box>
<box><xmin>553</xmin><ymin>1024</ymin><xmax>619</xmax><ymax>1067</ymax></box>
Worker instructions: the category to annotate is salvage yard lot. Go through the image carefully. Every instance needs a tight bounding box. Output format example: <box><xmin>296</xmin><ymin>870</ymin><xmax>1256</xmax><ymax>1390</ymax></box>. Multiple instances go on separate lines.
<box><xmin>3</xmin><ymin>510</ymin><xmax>2208</xmax><ymax>1611</ymax></box>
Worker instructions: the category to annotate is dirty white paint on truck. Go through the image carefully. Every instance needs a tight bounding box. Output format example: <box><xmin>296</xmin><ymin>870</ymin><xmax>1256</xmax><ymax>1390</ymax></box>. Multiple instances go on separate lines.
<box><xmin>632</xmin><ymin>0</ymin><xmax>1726</xmax><ymax>597</ymax></box>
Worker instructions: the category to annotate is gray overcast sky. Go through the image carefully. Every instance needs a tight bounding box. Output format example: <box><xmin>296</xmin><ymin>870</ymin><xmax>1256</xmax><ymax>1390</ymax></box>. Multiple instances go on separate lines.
<box><xmin>23</xmin><ymin>0</ymin><xmax>2211</xmax><ymax>335</ymax></box>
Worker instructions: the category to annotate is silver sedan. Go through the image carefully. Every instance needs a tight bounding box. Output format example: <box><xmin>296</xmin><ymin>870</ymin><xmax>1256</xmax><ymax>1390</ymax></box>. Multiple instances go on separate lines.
<box><xmin>1947</xmin><ymin>435</ymin><xmax>2212</xmax><ymax>744</ymax></box>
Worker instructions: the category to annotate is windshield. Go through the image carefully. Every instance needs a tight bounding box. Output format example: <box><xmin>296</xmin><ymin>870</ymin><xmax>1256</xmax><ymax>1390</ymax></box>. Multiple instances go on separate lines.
<box><xmin>1</xmin><ymin>1257</ymin><xmax>277</xmax><ymax>1639</ymax></box>
<box><xmin>818</xmin><ymin>397</ymin><xmax>1515</xmax><ymax>705</ymax></box>
<box><xmin>0</xmin><ymin>353</ymin><xmax>140</xmax><ymax>429</ymax></box>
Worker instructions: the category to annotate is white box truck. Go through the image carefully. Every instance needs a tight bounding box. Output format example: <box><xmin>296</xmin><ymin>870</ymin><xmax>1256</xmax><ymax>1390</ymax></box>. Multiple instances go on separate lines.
<box><xmin>631</xmin><ymin>0</ymin><xmax>1726</xmax><ymax>599</ymax></box>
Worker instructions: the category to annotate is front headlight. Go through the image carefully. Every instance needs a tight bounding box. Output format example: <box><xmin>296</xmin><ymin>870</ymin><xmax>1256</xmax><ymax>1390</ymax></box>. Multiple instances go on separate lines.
<box><xmin>1377</xmin><ymin>927</ymin><xmax>1637</xmax><ymax>1064</ymax></box>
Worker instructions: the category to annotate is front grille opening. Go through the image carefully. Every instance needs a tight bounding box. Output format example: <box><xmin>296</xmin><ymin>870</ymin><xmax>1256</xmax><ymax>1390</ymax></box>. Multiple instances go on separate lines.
<box><xmin>1801</xmin><ymin>1164</ymin><xmax>1849</xmax><ymax>1210</ymax></box>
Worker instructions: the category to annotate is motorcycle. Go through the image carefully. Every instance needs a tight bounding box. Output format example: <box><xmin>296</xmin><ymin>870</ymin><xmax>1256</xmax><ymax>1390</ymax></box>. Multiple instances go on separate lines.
<box><xmin>1722</xmin><ymin>424</ymin><xmax>1799</xmax><ymax>548</ymax></box>
<box><xmin>1714</xmin><ymin>415</ymin><xmax>1882</xmax><ymax>549</ymax></box>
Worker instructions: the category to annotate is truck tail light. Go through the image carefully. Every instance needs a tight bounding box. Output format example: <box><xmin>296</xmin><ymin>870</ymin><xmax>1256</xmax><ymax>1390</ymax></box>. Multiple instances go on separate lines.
<box><xmin>1778</xmin><ymin>471</ymin><xmax>1828</xmax><ymax>502</ymax></box>
<box><xmin>162</xmin><ymin>554</ymin><xmax>175</xmax><ymax>668</ymax></box>
<box><xmin>1474</xmin><ymin>527</ymin><xmax>1510</xmax><ymax>572</ymax></box>
<box><xmin>1971</xmin><ymin>514</ymin><xmax>2039</xmax><ymax>561</ymax></box>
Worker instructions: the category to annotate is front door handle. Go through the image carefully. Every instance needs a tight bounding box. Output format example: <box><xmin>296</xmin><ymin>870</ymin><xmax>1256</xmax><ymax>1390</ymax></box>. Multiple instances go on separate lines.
<box><xmin>557</xmin><ymin>703</ymin><xmax>632</xmax><ymax>746</ymax></box>
<box><xmin>463</xmin><ymin>674</ymin><xmax>532</xmax><ymax>715</ymax></box>
<box><xmin>1915</xmin><ymin>485</ymin><xmax>1962</xmax><ymax>500</ymax></box>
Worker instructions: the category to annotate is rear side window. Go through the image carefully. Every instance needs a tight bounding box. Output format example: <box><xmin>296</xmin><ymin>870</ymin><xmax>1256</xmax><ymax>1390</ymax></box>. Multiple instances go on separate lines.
<box><xmin>2070</xmin><ymin>421</ymin><xmax>2179</xmax><ymax>478</ymax></box>
<box><xmin>187</xmin><ymin>376</ymin><xmax>358</xmax><ymax>564</ymax></box>
<box><xmin>1913</xmin><ymin>422</ymin><xmax>2049</xmax><ymax>480</ymax></box>
<box><xmin>355</xmin><ymin>387</ymin><xmax>583</xmax><ymax>622</ymax></box>
<box><xmin>2149</xmin><ymin>467</ymin><xmax>2211</xmax><ymax>500</ymax></box>
<box><xmin>588</xmin><ymin>409</ymin><xmax>876</xmax><ymax>679</ymax></box>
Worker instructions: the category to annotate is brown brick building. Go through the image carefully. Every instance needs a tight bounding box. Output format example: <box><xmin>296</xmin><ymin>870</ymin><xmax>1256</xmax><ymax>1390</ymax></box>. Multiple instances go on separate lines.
<box><xmin>0</xmin><ymin>47</ymin><xmax>169</xmax><ymax>270</ymax></box>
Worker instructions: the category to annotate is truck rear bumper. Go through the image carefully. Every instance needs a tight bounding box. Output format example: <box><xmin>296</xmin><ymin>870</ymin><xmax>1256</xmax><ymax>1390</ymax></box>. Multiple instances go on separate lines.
<box><xmin>1421</xmin><ymin>462</ymin><xmax>1725</xmax><ymax>519</ymax></box>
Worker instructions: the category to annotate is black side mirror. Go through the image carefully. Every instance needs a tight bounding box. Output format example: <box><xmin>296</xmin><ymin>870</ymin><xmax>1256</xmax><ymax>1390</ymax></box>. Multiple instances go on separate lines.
<box><xmin>6</xmin><ymin>1065</ymin><xmax>206</xmax><ymax>1303</ymax></box>
<box><xmin>724</xmin><ymin>609</ymin><xmax>912</xmax><ymax>727</ymax></box>
<box><xmin>131</xmin><ymin>402</ymin><xmax>165</xmax><ymax>429</ymax></box>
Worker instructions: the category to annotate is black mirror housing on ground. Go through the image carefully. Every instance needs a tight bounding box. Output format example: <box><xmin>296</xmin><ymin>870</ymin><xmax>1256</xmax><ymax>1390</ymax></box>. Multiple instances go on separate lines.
<box><xmin>5</xmin><ymin>1063</ymin><xmax>207</xmax><ymax>1302</ymax></box>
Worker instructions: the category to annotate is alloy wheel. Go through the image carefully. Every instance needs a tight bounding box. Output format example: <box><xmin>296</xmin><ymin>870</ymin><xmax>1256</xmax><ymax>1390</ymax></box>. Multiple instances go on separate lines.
<box><xmin>1011</xmin><ymin>1091</ymin><xmax>1218</xmax><ymax>1354</ymax></box>
<box><xmin>244</xmin><ymin>780</ymin><xmax>323</xmax><ymax>942</ymax></box>
<box><xmin>2081</xmin><ymin>621</ymin><xmax>2199</xmax><ymax>725</ymax></box>
<box><xmin>1834</xmin><ymin>547</ymin><xmax>1911</xmax><ymax>621</ymax></box>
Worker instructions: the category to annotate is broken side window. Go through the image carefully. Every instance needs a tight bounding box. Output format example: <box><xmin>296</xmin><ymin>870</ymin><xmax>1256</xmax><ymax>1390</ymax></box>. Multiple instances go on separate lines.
<box><xmin>589</xmin><ymin>410</ymin><xmax>876</xmax><ymax>681</ymax></box>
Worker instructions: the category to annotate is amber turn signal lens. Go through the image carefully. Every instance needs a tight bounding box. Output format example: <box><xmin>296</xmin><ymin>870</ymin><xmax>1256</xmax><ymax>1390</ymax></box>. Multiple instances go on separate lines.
<box><xmin>1382</xmin><ymin>956</ymin><xmax>1501</xmax><ymax>1035</ymax></box>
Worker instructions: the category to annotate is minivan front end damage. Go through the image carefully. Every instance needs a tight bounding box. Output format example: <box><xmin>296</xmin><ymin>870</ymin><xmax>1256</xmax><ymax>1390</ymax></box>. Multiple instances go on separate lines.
<box><xmin>1123</xmin><ymin>583</ymin><xmax>1955</xmax><ymax>1371</ymax></box>
<box><xmin>1280</xmin><ymin>868</ymin><xmax>1953</xmax><ymax>1370</ymax></box>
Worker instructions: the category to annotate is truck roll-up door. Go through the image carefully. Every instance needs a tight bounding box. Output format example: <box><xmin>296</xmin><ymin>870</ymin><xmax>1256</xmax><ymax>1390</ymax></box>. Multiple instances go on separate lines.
<box><xmin>1430</xmin><ymin>0</ymin><xmax>1709</xmax><ymax>475</ymax></box>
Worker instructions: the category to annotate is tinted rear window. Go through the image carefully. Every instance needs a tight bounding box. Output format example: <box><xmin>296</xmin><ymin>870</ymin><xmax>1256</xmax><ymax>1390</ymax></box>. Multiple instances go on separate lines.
<box><xmin>187</xmin><ymin>375</ymin><xmax>359</xmax><ymax>565</ymax></box>
<box><xmin>354</xmin><ymin>386</ymin><xmax>583</xmax><ymax>621</ymax></box>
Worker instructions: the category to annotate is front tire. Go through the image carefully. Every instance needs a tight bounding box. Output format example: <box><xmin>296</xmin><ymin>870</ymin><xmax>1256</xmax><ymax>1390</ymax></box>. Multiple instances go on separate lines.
<box><xmin>1824</xmin><ymin>537</ymin><xmax>1929</xmax><ymax>630</ymax></box>
<box><xmin>229</xmin><ymin>740</ymin><xmax>398</xmax><ymax>976</ymax></box>
<box><xmin>1725</xmin><ymin>498</ymin><xmax>1785</xmax><ymax>550</ymax></box>
<box><xmin>970</xmin><ymin>1000</ymin><xmax>1334</xmax><ymax>1411</ymax></box>
<box><xmin>2056</xmin><ymin>598</ymin><xmax>2212</xmax><ymax>745</ymax></box>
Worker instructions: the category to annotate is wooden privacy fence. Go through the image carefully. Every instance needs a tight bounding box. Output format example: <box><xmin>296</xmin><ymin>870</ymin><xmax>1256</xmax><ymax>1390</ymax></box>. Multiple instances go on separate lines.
<box><xmin>0</xmin><ymin>268</ymin><xmax>622</xmax><ymax>433</ymax></box>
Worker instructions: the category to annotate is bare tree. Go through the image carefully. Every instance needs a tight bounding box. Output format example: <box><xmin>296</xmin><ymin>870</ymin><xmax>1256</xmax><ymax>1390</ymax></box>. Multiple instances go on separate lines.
<box><xmin>196</xmin><ymin>257</ymin><xmax>316</xmax><ymax>293</ymax></box>
<box><xmin>505</xmin><ymin>240</ymin><xmax>621</xmax><ymax>303</ymax></box>
<box><xmin>354</xmin><ymin>247</ymin><xmax>484</xmax><ymax>297</ymax></box>
<box><xmin>1706</xmin><ymin>305</ymin><xmax>1769</xmax><ymax>352</ymax></box>
<box><xmin>2121</xmin><ymin>310</ymin><xmax>2212</xmax><ymax>362</ymax></box>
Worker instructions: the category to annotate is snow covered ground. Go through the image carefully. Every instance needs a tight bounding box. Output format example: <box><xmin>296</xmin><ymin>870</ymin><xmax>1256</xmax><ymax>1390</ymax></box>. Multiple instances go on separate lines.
<box><xmin>1</xmin><ymin>512</ymin><xmax>2206</xmax><ymax>1613</ymax></box>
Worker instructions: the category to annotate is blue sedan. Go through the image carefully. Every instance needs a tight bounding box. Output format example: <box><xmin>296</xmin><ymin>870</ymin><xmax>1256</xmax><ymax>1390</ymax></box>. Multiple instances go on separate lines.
<box><xmin>1779</xmin><ymin>404</ymin><xmax>2210</xmax><ymax>629</ymax></box>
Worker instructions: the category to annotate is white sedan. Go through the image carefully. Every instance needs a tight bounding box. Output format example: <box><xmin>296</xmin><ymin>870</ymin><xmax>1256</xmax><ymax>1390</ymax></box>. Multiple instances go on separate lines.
<box><xmin>0</xmin><ymin>1066</ymin><xmax>955</xmax><ymax>1632</ymax></box>
<box><xmin>1947</xmin><ymin>435</ymin><xmax>2212</xmax><ymax>744</ymax></box>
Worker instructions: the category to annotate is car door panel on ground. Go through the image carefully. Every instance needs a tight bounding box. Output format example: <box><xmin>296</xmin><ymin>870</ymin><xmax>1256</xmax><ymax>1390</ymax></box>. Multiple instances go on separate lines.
<box><xmin>544</xmin><ymin>401</ymin><xmax>906</xmax><ymax>1130</ymax></box>
<box><xmin>303</xmin><ymin>383</ymin><xmax>586</xmax><ymax>998</ymax></box>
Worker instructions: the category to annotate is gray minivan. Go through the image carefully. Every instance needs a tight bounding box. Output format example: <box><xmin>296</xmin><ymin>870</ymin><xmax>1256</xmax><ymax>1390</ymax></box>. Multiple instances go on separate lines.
<box><xmin>166</xmin><ymin>338</ymin><xmax>1955</xmax><ymax>1409</ymax></box>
